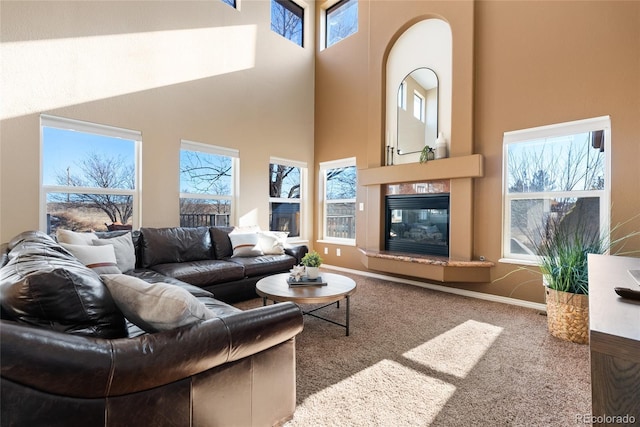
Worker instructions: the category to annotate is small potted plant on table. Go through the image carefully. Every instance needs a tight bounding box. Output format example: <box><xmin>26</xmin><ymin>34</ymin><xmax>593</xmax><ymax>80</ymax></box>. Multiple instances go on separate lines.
<box><xmin>300</xmin><ymin>251</ymin><xmax>323</xmax><ymax>279</ymax></box>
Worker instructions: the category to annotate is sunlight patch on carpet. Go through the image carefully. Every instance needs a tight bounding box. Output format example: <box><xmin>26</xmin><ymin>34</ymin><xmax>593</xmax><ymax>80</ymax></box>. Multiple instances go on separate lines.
<box><xmin>403</xmin><ymin>319</ymin><xmax>503</xmax><ymax>378</ymax></box>
<box><xmin>289</xmin><ymin>359</ymin><xmax>456</xmax><ymax>426</ymax></box>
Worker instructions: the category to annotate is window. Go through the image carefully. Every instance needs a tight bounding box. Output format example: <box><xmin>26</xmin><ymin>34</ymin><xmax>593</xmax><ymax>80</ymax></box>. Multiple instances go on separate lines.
<box><xmin>180</xmin><ymin>140</ymin><xmax>238</xmax><ymax>227</ymax></box>
<box><xmin>398</xmin><ymin>81</ymin><xmax>407</xmax><ymax>110</ymax></box>
<box><xmin>40</xmin><ymin>115</ymin><xmax>141</xmax><ymax>234</ymax></box>
<box><xmin>502</xmin><ymin>116</ymin><xmax>610</xmax><ymax>263</ymax></box>
<box><xmin>221</xmin><ymin>0</ymin><xmax>236</xmax><ymax>8</ymax></box>
<box><xmin>271</xmin><ymin>0</ymin><xmax>304</xmax><ymax>47</ymax></box>
<box><xmin>269</xmin><ymin>158</ymin><xmax>306</xmax><ymax>238</ymax></box>
<box><xmin>326</xmin><ymin>0</ymin><xmax>358</xmax><ymax>48</ymax></box>
<box><xmin>320</xmin><ymin>158</ymin><xmax>357</xmax><ymax>242</ymax></box>
<box><xmin>413</xmin><ymin>91</ymin><xmax>425</xmax><ymax>122</ymax></box>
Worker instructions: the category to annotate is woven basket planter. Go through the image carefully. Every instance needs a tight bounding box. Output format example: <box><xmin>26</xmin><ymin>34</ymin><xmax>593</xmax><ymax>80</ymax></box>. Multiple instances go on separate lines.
<box><xmin>545</xmin><ymin>287</ymin><xmax>589</xmax><ymax>345</ymax></box>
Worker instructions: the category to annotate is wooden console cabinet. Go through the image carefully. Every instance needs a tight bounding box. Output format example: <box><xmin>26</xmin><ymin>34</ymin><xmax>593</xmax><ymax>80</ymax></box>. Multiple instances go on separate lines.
<box><xmin>587</xmin><ymin>254</ymin><xmax>640</xmax><ymax>426</ymax></box>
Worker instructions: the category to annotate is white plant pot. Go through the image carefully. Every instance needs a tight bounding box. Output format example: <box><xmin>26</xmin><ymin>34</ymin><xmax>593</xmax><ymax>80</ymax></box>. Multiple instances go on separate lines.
<box><xmin>305</xmin><ymin>266</ymin><xmax>320</xmax><ymax>279</ymax></box>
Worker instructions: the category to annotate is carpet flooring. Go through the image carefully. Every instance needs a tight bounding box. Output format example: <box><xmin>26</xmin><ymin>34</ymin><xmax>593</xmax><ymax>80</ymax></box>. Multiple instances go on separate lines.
<box><xmin>236</xmin><ymin>271</ymin><xmax>591</xmax><ymax>426</ymax></box>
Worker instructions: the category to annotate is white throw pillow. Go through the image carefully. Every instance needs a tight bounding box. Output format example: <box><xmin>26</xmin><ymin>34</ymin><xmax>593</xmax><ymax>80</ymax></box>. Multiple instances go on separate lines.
<box><xmin>229</xmin><ymin>231</ymin><xmax>264</xmax><ymax>257</ymax></box>
<box><xmin>57</xmin><ymin>229</ymin><xmax>99</xmax><ymax>245</ymax></box>
<box><xmin>258</xmin><ymin>231</ymin><xmax>286</xmax><ymax>255</ymax></box>
<box><xmin>101</xmin><ymin>274</ymin><xmax>215</xmax><ymax>333</ymax></box>
<box><xmin>93</xmin><ymin>232</ymin><xmax>136</xmax><ymax>273</ymax></box>
<box><xmin>60</xmin><ymin>243</ymin><xmax>121</xmax><ymax>274</ymax></box>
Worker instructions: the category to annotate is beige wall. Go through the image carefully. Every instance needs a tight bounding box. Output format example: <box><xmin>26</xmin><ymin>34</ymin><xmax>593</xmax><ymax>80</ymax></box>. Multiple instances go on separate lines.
<box><xmin>1</xmin><ymin>0</ymin><xmax>315</xmax><ymax>242</ymax></box>
<box><xmin>315</xmin><ymin>0</ymin><xmax>640</xmax><ymax>304</ymax></box>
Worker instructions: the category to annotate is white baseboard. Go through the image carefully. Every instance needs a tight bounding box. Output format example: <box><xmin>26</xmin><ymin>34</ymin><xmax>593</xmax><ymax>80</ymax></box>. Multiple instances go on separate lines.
<box><xmin>321</xmin><ymin>264</ymin><xmax>547</xmax><ymax>312</ymax></box>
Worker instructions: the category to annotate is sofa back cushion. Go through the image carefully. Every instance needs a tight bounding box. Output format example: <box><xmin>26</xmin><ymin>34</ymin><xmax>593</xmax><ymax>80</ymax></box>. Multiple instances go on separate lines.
<box><xmin>209</xmin><ymin>226</ymin><xmax>234</xmax><ymax>259</ymax></box>
<box><xmin>0</xmin><ymin>230</ymin><xmax>127</xmax><ymax>338</ymax></box>
<box><xmin>140</xmin><ymin>227</ymin><xmax>212</xmax><ymax>268</ymax></box>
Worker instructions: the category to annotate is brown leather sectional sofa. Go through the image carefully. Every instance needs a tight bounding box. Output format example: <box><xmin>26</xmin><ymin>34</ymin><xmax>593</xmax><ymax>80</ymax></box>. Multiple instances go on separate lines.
<box><xmin>0</xmin><ymin>228</ymin><xmax>307</xmax><ymax>426</ymax></box>
<box><xmin>136</xmin><ymin>226</ymin><xmax>309</xmax><ymax>302</ymax></box>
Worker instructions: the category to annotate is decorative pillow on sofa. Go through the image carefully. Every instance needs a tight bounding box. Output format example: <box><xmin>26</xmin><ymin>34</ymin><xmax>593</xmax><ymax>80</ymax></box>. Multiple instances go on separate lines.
<box><xmin>56</xmin><ymin>229</ymin><xmax>99</xmax><ymax>245</ymax></box>
<box><xmin>101</xmin><ymin>274</ymin><xmax>215</xmax><ymax>333</ymax></box>
<box><xmin>258</xmin><ymin>231</ymin><xmax>288</xmax><ymax>255</ymax></box>
<box><xmin>229</xmin><ymin>231</ymin><xmax>264</xmax><ymax>257</ymax></box>
<box><xmin>60</xmin><ymin>243</ymin><xmax>121</xmax><ymax>274</ymax></box>
<box><xmin>93</xmin><ymin>232</ymin><xmax>136</xmax><ymax>273</ymax></box>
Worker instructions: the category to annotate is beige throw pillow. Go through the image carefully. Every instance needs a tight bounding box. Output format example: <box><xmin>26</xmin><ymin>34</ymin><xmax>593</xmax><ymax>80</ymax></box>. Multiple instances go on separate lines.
<box><xmin>100</xmin><ymin>274</ymin><xmax>215</xmax><ymax>333</ymax></box>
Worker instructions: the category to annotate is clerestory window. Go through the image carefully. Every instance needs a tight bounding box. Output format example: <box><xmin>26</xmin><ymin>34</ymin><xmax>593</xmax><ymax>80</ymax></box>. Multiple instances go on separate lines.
<box><xmin>271</xmin><ymin>0</ymin><xmax>304</xmax><ymax>47</ymax></box>
<box><xmin>325</xmin><ymin>0</ymin><xmax>358</xmax><ymax>48</ymax></box>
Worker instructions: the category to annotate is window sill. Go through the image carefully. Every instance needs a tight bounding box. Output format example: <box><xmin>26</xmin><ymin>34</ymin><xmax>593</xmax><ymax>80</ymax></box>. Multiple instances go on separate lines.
<box><xmin>317</xmin><ymin>239</ymin><xmax>356</xmax><ymax>246</ymax></box>
<box><xmin>498</xmin><ymin>258</ymin><xmax>540</xmax><ymax>267</ymax></box>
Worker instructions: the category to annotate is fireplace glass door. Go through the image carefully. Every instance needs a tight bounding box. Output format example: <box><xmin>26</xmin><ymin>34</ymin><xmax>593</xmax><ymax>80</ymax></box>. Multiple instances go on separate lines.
<box><xmin>385</xmin><ymin>194</ymin><xmax>449</xmax><ymax>256</ymax></box>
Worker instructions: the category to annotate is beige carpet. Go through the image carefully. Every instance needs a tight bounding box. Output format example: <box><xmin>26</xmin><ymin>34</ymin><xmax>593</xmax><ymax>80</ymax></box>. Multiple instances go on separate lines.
<box><xmin>237</xmin><ymin>271</ymin><xmax>591</xmax><ymax>426</ymax></box>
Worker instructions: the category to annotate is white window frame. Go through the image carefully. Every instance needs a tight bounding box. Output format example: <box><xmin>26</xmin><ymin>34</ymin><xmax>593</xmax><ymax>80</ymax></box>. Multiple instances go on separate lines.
<box><xmin>319</xmin><ymin>157</ymin><xmax>357</xmax><ymax>244</ymax></box>
<box><xmin>501</xmin><ymin>116</ymin><xmax>611</xmax><ymax>264</ymax></box>
<box><xmin>413</xmin><ymin>90</ymin><xmax>425</xmax><ymax>122</ymax></box>
<box><xmin>40</xmin><ymin>114</ymin><xmax>142</xmax><ymax>233</ymax></box>
<box><xmin>179</xmin><ymin>140</ymin><xmax>239</xmax><ymax>226</ymax></box>
<box><xmin>269</xmin><ymin>157</ymin><xmax>307</xmax><ymax>239</ymax></box>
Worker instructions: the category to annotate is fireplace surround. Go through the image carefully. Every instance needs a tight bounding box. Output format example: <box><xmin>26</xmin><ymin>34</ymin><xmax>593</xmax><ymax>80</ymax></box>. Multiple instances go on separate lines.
<box><xmin>358</xmin><ymin>157</ymin><xmax>493</xmax><ymax>282</ymax></box>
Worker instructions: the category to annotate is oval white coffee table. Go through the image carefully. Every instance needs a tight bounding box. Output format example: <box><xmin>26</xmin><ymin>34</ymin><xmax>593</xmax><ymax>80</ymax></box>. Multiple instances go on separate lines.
<box><xmin>256</xmin><ymin>272</ymin><xmax>356</xmax><ymax>336</ymax></box>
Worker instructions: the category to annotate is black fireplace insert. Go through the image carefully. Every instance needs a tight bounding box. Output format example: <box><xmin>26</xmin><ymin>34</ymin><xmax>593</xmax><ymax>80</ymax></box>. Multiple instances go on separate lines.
<box><xmin>385</xmin><ymin>194</ymin><xmax>450</xmax><ymax>257</ymax></box>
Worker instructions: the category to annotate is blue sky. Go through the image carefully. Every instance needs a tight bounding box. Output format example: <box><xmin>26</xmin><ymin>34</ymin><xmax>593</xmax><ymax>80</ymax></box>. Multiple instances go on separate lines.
<box><xmin>42</xmin><ymin>127</ymin><xmax>135</xmax><ymax>186</ymax></box>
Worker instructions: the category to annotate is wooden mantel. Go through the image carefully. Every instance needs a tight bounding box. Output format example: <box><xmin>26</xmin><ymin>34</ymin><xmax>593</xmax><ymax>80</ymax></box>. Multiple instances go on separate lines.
<box><xmin>358</xmin><ymin>154</ymin><xmax>483</xmax><ymax>186</ymax></box>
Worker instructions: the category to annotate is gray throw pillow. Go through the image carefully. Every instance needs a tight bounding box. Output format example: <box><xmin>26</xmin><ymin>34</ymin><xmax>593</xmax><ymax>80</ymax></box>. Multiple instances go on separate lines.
<box><xmin>100</xmin><ymin>274</ymin><xmax>215</xmax><ymax>333</ymax></box>
<box><xmin>93</xmin><ymin>232</ymin><xmax>136</xmax><ymax>272</ymax></box>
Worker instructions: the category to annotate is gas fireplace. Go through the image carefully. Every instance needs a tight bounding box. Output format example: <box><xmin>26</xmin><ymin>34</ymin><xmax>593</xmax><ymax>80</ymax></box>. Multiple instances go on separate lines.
<box><xmin>385</xmin><ymin>194</ymin><xmax>450</xmax><ymax>257</ymax></box>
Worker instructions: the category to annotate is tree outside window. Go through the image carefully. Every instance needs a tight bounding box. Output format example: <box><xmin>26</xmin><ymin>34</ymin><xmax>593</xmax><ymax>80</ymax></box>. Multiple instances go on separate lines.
<box><xmin>180</xmin><ymin>141</ymin><xmax>237</xmax><ymax>227</ymax></box>
<box><xmin>321</xmin><ymin>158</ymin><xmax>357</xmax><ymax>241</ymax></box>
<box><xmin>41</xmin><ymin>116</ymin><xmax>140</xmax><ymax>234</ymax></box>
<box><xmin>271</xmin><ymin>0</ymin><xmax>303</xmax><ymax>47</ymax></box>
<box><xmin>503</xmin><ymin>117</ymin><xmax>609</xmax><ymax>262</ymax></box>
<box><xmin>326</xmin><ymin>0</ymin><xmax>358</xmax><ymax>48</ymax></box>
<box><xmin>269</xmin><ymin>161</ymin><xmax>303</xmax><ymax>237</ymax></box>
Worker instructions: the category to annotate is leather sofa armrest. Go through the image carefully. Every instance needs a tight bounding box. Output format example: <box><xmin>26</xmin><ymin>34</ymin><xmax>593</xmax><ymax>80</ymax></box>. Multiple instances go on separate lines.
<box><xmin>1</xmin><ymin>303</ymin><xmax>303</xmax><ymax>398</ymax></box>
<box><xmin>285</xmin><ymin>245</ymin><xmax>309</xmax><ymax>264</ymax></box>
<box><xmin>223</xmin><ymin>302</ymin><xmax>304</xmax><ymax>362</ymax></box>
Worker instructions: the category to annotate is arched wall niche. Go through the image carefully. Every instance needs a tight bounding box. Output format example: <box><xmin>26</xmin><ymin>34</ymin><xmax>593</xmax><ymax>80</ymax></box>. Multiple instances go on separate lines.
<box><xmin>385</xmin><ymin>18</ymin><xmax>452</xmax><ymax>165</ymax></box>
